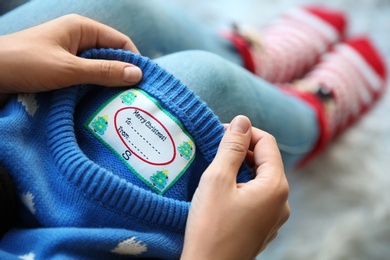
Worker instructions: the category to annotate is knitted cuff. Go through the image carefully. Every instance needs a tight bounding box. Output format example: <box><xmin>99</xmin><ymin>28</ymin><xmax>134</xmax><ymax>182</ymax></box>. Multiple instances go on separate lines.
<box><xmin>281</xmin><ymin>88</ymin><xmax>332</xmax><ymax>168</ymax></box>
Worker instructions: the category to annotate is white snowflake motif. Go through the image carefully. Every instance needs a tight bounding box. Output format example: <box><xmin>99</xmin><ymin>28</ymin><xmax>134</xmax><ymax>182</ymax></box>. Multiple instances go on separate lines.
<box><xmin>17</xmin><ymin>93</ymin><xmax>39</xmax><ymax>117</ymax></box>
<box><xmin>20</xmin><ymin>192</ymin><xmax>36</xmax><ymax>215</ymax></box>
<box><xmin>19</xmin><ymin>252</ymin><xmax>35</xmax><ymax>260</ymax></box>
<box><xmin>111</xmin><ymin>237</ymin><xmax>147</xmax><ymax>256</ymax></box>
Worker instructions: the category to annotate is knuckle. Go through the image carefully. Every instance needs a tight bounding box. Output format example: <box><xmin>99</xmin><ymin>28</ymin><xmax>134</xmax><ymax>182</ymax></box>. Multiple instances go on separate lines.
<box><xmin>278</xmin><ymin>204</ymin><xmax>290</xmax><ymax>227</ymax></box>
<box><xmin>199</xmin><ymin>162</ymin><xmax>231</xmax><ymax>185</ymax></box>
<box><xmin>268</xmin><ymin>173</ymin><xmax>289</xmax><ymax>205</ymax></box>
<box><xmin>66</xmin><ymin>13</ymin><xmax>81</xmax><ymax>19</ymax></box>
<box><xmin>201</xmin><ymin>167</ymin><xmax>223</xmax><ymax>183</ymax></box>
<box><xmin>60</xmin><ymin>14</ymin><xmax>83</xmax><ymax>24</ymax></box>
<box><xmin>57</xmin><ymin>14</ymin><xmax>88</xmax><ymax>33</ymax></box>
<box><xmin>284</xmin><ymin>204</ymin><xmax>291</xmax><ymax>221</ymax></box>
<box><xmin>221</xmin><ymin>139</ymin><xmax>248</xmax><ymax>154</ymax></box>
<box><xmin>263</xmin><ymin>132</ymin><xmax>277</xmax><ymax>144</ymax></box>
<box><xmin>100</xmin><ymin>61</ymin><xmax>113</xmax><ymax>83</ymax></box>
<box><xmin>278</xmin><ymin>179</ymin><xmax>290</xmax><ymax>202</ymax></box>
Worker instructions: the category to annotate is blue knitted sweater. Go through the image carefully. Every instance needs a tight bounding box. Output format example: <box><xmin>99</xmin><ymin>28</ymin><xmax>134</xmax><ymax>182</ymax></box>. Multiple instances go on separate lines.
<box><xmin>0</xmin><ymin>49</ymin><xmax>252</xmax><ymax>259</ymax></box>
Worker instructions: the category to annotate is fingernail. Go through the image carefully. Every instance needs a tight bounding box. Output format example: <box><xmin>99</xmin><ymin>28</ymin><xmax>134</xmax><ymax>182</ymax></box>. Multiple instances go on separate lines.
<box><xmin>230</xmin><ymin>115</ymin><xmax>250</xmax><ymax>134</ymax></box>
<box><xmin>124</xmin><ymin>66</ymin><xmax>142</xmax><ymax>83</ymax></box>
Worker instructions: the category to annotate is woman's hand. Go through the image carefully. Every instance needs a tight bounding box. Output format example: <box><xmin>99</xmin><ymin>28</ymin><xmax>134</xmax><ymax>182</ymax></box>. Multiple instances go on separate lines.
<box><xmin>182</xmin><ymin>115</ymin><xmax>290</xmax><ymax>260</ymax></box>
<box><xmin>0</xmin><ymin>14</ymin><xmax>142</xmax><ymax>95</ymax></box>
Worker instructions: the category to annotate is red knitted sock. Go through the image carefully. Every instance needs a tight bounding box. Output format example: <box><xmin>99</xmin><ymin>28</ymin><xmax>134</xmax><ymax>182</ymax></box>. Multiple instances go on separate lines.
<box><xmin>224</xmin><ymin>6</ymin><xmax>347</xmax><ymax>83</ymax></box>
<box><xmin>287</xmin><ymin>37</ymin><xmax>387</xmax><ymax>166</ymax></box>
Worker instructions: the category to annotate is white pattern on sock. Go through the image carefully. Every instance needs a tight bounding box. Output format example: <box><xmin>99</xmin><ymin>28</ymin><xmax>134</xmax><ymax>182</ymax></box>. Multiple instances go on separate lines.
<box><xmin>305</xmin><ymin>42</ymin><xmax>384</xmax><ymax>135</ymax></box>
<box><xmin>336</xmin><ymin>44</ymin><xmax>384</xmax><ymax>91</ymax></box>
<box><xmin>286</xmin><ymin>7</ymin><xmax>339</xmax><ymax>43</ymax></box>
<box><xmin>255</xmin><ymin>7</ymin><xmax>340</xmax><ymax>83</ymax></box>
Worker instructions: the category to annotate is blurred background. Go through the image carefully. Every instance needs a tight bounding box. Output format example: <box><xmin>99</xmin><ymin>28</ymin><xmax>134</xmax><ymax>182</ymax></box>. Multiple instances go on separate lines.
<box><xmin>167</xmin><ymin>0</ymin><xmax>390</xmax><ymax>259</ymax></box>
<box><xmin>2</xmin><ymin>0</ymin><xmax>390</xmax><ymax>259</ymax></box>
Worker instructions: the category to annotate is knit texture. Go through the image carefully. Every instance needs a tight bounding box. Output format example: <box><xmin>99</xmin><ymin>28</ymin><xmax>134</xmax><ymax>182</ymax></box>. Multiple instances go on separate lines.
<box><xmin>0</xmin><ymin>49</ymin><xmax>253</xmax><ymax>259</ymax></box>
<box><xmin>224</xmin><ymin>6</ymin><xmax>347</xmax><ymax>83</ymax></box>
<box><xmin>283</xmin><ymin>37</ymin><xmax>387</xmax><ymax>167</ymax></box>
<box><xmin>304</xmin><ymin>37</ymin><xmax>387</xmax><ymax>136</ymax></box>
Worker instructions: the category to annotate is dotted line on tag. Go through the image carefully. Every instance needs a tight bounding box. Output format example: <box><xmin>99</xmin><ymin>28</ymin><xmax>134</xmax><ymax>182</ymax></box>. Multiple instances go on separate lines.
<box><xmin>130</xmin><ymin>125</ymin><xmax>161</xmax><ymax>155</ymax></box>
<box><xmin>128</xmin><ymin>140</ymin><xmax>149</xmax><ymax>160</ymax></box>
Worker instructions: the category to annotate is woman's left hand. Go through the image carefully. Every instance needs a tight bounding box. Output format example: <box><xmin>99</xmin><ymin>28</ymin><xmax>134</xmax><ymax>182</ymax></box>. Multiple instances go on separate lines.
<box><xmin>0</xmin><ymin>14</ymin><xmax>142</xmax><ymax>95</ymax></box>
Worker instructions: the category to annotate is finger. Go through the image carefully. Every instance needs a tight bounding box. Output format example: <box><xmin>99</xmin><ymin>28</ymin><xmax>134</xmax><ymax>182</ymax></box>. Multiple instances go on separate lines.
<box><xmin>242</xmin><ymin>127</ymin><xmax>279</xmax><ymax>169</ymax></box>
<box><xmin>83</xmin><ymin>19</ymin><xmax>139</xmax><ymax>53</ymax></box>
<box><xmin>62</xmin><ymin>14</ymin><xmax>140</xmax><ymax>54</ymax></box>
<box><xmin>249</xmin><ymin>128</ymin><xmax>284</xmax><ymax>177</ymax></box>
<box><xmin>257</xmin><ymin>230</ymin><xmax>279</xmax><ymax>255</ymax></box>
<box><xmin>211</xmin><ymin>115</ymin><xmax>252</xmax><ymax>181</ymax></box>
<box><xmin>270</xmin><ymin>201</ymin><xmax>290</xmax><ymax>235</ymax></box>
<box><xmin>74</xmin><ymin>57</ymin><xmax>143</xmax><ymax>87</ymax></box>
<box><xmin>265</xmin><ymin>231</ymin><xmax>279</xmax><ymax>247</ymax></box>
<box><xmin>244</xmin><ymin>128</ymin><xmax>289</xmax><ymax>208</ymax></box>
<box><xmin>245</xmin><ymin>149</ymin><xmax>255</xmax><ymax>168</ymax></box>
<box><xmin>262</xmin><ymin>202</ymin><xmax>290</xmax><ymax>251</ymax></box>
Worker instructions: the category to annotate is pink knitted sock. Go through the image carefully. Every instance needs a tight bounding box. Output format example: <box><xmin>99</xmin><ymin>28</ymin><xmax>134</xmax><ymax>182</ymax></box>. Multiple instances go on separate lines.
<box><xmin>284</xmin><ymin>36</ymin><xmax>387</xmax><ymax>166</ymax></box>
<box><xmin>303</xmin><ymin>37</ymin><xmax>387</xmax><ymax>136</ymax></box>
<box><xmin>225</xmin><ymin>6</ymin><xmax>347</xmax><ymax>83</ymax></box>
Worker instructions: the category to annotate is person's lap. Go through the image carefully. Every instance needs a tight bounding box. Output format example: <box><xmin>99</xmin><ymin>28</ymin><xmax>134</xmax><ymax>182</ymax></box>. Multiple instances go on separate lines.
<box><xmin>0</xmin><ymin>0</ymin><xmax>240</xmax><ymax>62</ymax></box>
<box><xmin>0</xmin><ymin>0</ymin><xmax>319</xmax><ymax>170</ymax></box>
<box><xmin>155</xmin><ymin>51</ymin><xmax>319</xmax><ymax>170</ymax></box>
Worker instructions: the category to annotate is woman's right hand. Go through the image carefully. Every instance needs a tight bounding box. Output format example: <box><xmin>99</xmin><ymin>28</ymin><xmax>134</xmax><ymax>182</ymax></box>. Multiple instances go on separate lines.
<box><xmin>182</xmin><ymin>115</ymin><xmax>290</xmax><ymax>260</ymax></box>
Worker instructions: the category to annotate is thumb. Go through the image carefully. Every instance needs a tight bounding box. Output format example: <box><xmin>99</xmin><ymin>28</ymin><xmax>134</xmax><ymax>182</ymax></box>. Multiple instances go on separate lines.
<box><xmin>76</xmin><ymin>57</ymin><xmax>143</xmax><ymax>87</ymax></box>
<box><xmin>211</xmin><ymin>115</ymin><xmax>252</xmax><ymax>181</ymax></box>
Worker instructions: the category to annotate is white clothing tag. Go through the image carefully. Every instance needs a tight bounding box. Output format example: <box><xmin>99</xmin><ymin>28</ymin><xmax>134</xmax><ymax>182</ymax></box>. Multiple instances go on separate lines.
<box><xmin>85</xmin><ymin>89</ymin><xmax>196</xmax><ymax>195</ymax></box>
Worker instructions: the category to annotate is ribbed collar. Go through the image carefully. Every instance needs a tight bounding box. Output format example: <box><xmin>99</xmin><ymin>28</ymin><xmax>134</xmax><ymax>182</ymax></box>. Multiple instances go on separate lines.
<box><xmin>46</xmin><ymin>49</ymin><xmax>225</xmax><ymax>230</ymax></box>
